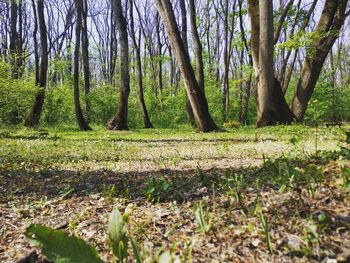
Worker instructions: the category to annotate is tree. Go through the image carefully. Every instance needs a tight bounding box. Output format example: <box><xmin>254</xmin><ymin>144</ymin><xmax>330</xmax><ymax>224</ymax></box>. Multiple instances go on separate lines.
<box><xmin>248</xmin><ymin>0</ymin><xmax>295</xmax><ymax>127</ymax></box>
<box><xmin>73</xmin><ymin>0</ymin><xmax>92</xmax><ymax>131</ymax></box>
<box><xmin>9</xmin><ymin>0</ymin><xmax>21</xmax><ymax>79</ymax></box>
<box><xmin>291</xmin><ymin>0</ymin><xmax>349</xmax><ymax>121</ymax></box>
<box><xmin>81</xmin><ymin>0</ymin><xmax>91</xmax><ymax>120</ymax></box>
<box><xmin>179</xmin><ymin>0</ymin><xmax>194</xmax><ymax>123</ymax></box>
<box><xmin>129</xmin><ymin>0</ymin><xmax>153</xmax><ymax>128</ymax></box>
<box><xmin>155</xmin><ymin>0</ymin><xmax>217</xmax><ymax>132</ymax></box>
<box><xmin>24</xmin><ymin>0</ymin><xmax>48</xmax><ymax>127</ymax></box>
<box><xmin>108</xmin><ymin>0</ymin><xmax>130</xmax><ymax>130</ymax></box>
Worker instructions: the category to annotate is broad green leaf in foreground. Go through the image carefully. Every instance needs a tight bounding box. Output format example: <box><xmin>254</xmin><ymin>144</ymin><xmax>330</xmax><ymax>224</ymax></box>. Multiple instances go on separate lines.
<box><xmin>25</xmin><ymin>224</ymin><xmax>105</xmax><ymax>263</ymax></box>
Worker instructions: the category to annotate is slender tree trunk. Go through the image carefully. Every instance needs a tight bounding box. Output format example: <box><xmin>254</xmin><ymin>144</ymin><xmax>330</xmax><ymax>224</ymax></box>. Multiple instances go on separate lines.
<box><xmin>108</xmin><ymin>0</ymin><xmax>130</xmax><ymax>130</ymax></box>
<box><xmin>155</xmin><ymin>0</ymin><xmax>217</xmax><ymax>132</ymax></box>
<box><xmin>179</xmin><ymin>0</ymin><xmax>194</xmax><ymax>124</ymax></box>
<box><xmin>81</xmin><ymin>0</ymin><xmax>91</xmax><ymax>121</ymax></box>
<box><xmin>24</xmin><ymin>0</ymin><xmax>48</xmax><ymax>127</ymax></box>
<box><xmin>9</xmin><ymin>0</ymin><xmax>19</xmax><ymax>79</ymax></box>
<box><xmin>73</xmin><ymin>0</ymin><xmax>91</xmax><ymax>131</ymax></box>
<box><xmin>155</xmin><ymin>14</ymin><xmax>163</xmax><ymax>97</ymax></box>
<box><xmin>129</xmin><ymin>0</ymin><xmax>153</xmax><ymax>128</ymax></box>
<box><xmin>31</xmin><ymin>0</ymin><xmax>39</xmax><ymax>85</ymax></box>
<box><xmin>291</xmin><ymin>0</ymin><xmax>349</xmax><ymax>121</ymax></box>
<box><xmin>238</xmin><ymin>0</ymin><xmax>252</xmax><ymax>124</ymax></box>
<box><xmin>221</xmin><ymin>0</ymin><xmax>230</xmax><ymax>121</ymax></box>
<box><xmin>189</xmin><ymin>0</ymin><xmax>204</xmax><ymax>92</ymax></box>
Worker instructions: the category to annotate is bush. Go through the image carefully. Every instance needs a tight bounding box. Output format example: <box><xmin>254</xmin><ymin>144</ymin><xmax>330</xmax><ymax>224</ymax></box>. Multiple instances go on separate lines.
<box><xmin>0</xmin><ymin>61</ymin><xmax>37</xmax><ymax>125</ymax></box>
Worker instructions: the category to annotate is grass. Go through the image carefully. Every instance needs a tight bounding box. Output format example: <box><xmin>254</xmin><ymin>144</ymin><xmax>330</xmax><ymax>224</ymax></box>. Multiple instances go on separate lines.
<box><xmin>0</xmin><ymin>125</ymin><xmax>349</xmax><ymax>262</ymax></box>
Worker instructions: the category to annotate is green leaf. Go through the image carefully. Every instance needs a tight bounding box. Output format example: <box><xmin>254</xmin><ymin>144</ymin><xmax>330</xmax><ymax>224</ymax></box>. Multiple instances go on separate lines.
<box><xmin>108</xmin><ymin>208</ymin><xmax>128</xmax><ymax>262</ymax></box>
<box><xmin>25</xmin><ymin>224</ymin><xmax>104</xmax><ymax>263</ymax></box>
<box><xmin>130</xmin><ymin>237</ymin><xmax>143</xmax><ymax>263</ymax></box>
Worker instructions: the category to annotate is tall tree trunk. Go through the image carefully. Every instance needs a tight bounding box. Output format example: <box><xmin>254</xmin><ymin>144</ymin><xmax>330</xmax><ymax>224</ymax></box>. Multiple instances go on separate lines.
<box><xmin>81</xmin><ymin>0</ymin><xmax>91</xmax><ymax>121</ymax></box>
<box><xmin>179</xmin><ymin>0</ymin><xmax>194</xmax><ymax>124</ymax></box>
<box><xmin>249</xmin><ymin>0</ymin><xmax>295</xmax><ymax>127</ymax></box>
<box><xmin>189</xmin><ymin>0</ymin><xmax>204</xmax><ymax>92</ymax></box>
<box><xmin>221</xmin><ymin>0</ymin><xmax>230</xmax><ymax>121</ymax></box>
<box><xmin>73</xmin><ymin>0</ymin><xmax>92</xmax><ymax>131</ymax></box>
<box><xmin>291</xmin><ymin>0</ymin><xmax>349</xmax><ymax>121</ymax></box>
<box><xmin>108</xmin><ymin>0</ymin><xmax>130</xmax><ymax>130</ymax></box>
<box><xmin>129</xmin><ymin>0</ymin><xmax>153</xmax><ymax>128</ymax></box>
<box><xmin>238</xmin><ymin>0</ymin><xmax>253</xmax><ymax>124</ymax></box>
<box><xmin>257</xmin><ymin>0</ymin><xmax>275</xmax><ymax>126</ymax></box>
<box><xmin>247</xmin><ymin>0</ymin><xmax>260</xmax><ymax>76</ymax></box>
<box><xmin>155</xmin><ymin>0</ymin><xmax>217</xmax><ymax>132</ymax></box>
<box><xmin>24</xmin><ymin>0</ymin><xmax>48</xmax><ymax>127</ymax></box>
<box><xmin>31</xmin><ymin>0</ymin><xmax>39</xmax><ymax>85</ymax></box>
<box><xmin>9</xmin><ymin>0</ymin><xmax>19</xmax><ymax>79</ymax></box>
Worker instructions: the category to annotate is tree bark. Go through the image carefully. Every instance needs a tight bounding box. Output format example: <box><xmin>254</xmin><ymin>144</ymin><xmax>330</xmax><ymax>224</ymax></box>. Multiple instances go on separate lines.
<box><xmin>248</xmin><ymin>0</ymin><xmax>295</xmax><ymax>127</ymax></box>
<box><xmin>24</xmin><ymin>0</ymin><xmax>48</xmax><ymax>127</ymax></box>
<box><xmin>179</xmin><ymin>0</ymin><xmax>194</xmax><ymax>124</ymax></box>
<box><xmin>9</xmin><ymin>0</ymin><xmax>20</xmax><ymax>79</ymax></box>
<box><xmin>73</xmin><ymin>0</ymin><xmax>92</xmax><ymax>131</ymax></box>
<box><xmin>238</xmin><ymin>0</ymin><xmax>253</xmax><ymax>124</ymax></box>
<box><xmin>155</xmin><ymin>0</ymin><xmax>217</xmax><ymax>132</ymax></box>
<box><xmin>291</xmin><ymin>0</ymin><xmax>349</xmax><ymax>121</ymax></box>
<box><xmin>257</xmin><ymin>0</ymin><xmax>275</xmax><ymax>126</ymax></box>
<box><xmin>129</xmin><ymin>0</ymin><xmax>153</xmax><ymax>128</ymax></box>
<box><xmin>108</xmin><ymin>0</ymin><xmax>130</xmax><ymax>130</ymax></box>
<box><xmin>31</xmin><ymin>0</ymin><xmax>39</xmax><ymax>85</ymax></box>
<box><xmin>81</xmin><ymin>0</ymin><xmax>91</xmax><ymax>120</ymax></box>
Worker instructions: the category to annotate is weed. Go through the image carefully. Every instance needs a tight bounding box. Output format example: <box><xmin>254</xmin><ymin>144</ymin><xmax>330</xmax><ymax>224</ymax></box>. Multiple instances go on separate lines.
<box><xmin>194</xmin><ymin>201</ymin><xmax>211</xmax><ymax>233</ymax></box>
<box><xmin>102</xmin><ymin>184</ymin><xmax>117</xmax><ymax>200</ymax></box>
<box><xmin>144</xmin><ymin>177</ymin><xmax>172</xmax><ymax>202</ymax></box>
<box><xmin>259</xmin><ymin>211</ymin><xmax>273</xmax><ymax>253</ymax></box>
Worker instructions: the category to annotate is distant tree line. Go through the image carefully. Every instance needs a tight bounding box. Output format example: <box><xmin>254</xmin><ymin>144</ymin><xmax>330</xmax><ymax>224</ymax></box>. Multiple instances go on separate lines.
<box><xmin>0</xmin><ymin>0</ymin><xmax>349</xmax><ymax>131</ymax></box>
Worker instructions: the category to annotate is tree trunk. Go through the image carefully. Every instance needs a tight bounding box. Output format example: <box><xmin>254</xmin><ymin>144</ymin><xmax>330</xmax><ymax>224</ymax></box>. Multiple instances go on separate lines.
<box><xmin>24</xmin><ymin>0</ymin><xmax>48</xmax><ymax>127</ymax></box>
<box><xmin>108</xmin><ymin>0</ymin><xmax>130</xmax><ymax>130</ymax></box>
<box><xmin>155</xmin><ymin>0</ymin><xmax>217</xmax><ymax>132</ymax></box>
<box><xmin>31</xmin><ymin>0</ymin><xmax>39</xmax><ymax>85</ymax></box>
<box><xmin>257</xmin><ymin>0</ymin><xmax>275</xmax><ymax>126</ymax></box>
<box><xmin>155</xmin><ymin>14</ymin><xmax>164</xmax><ymax>98</ymax></box>
<box><xmin>73</xmin><ymin>0</ymin><xmax>92</xmax><ymax>131</ymax></box>
<box><xmin>9</xmin><ymin>0</ymin><xmax>19</xmax><ymax>79</ymax></box>
<box><xmin>179</xmin><ymin>0</ymin><xmax>194</xmax><ymax>124</ymax></box>
<box><xmin>249</xmin><ymin>0</ymin><xmax>295</xmax><ymax>127</ymax></box>
<box><xmin>238</xmin><ymin>0</ymin><xmax>252</xmax><ymax>124</ymax></box>
<box><xmin>291</xmin><ymin>0</ymin><xmax>349</xmax><ymax>121</ymax></box>
<box><xmin>129</xmin><ymin>0</ymin><xmax>153</xmax><ymax>128</ymax></box>
<box><xmin>81</xmin><ymin>0</ymin><xmax>91</xmax><ymax>121</ymax></box>
<box><xmin>189</xmin><ymin>0</ymin><xmax>204</xmax><ymax>92</ymax></box>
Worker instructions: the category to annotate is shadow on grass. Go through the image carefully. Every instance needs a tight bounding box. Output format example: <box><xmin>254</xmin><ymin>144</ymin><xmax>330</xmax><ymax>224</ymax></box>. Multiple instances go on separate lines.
<box><xmin>1</xmin><ymin>147</ymin><xmax>348</xmax><ymax>203</ymax></box>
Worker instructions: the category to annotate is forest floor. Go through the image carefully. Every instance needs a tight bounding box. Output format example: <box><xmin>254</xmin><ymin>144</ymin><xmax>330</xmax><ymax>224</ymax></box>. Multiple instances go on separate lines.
<box><xmin>0</xmin><ymin>125</ymin><xmax>350</xmax><ymax>262</ymax></box>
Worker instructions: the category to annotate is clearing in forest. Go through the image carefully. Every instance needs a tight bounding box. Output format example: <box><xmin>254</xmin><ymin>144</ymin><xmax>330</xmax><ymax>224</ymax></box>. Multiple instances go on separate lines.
<box><xmin>0</xmin><ymin>126</ymin><xmax>349</xmax><ymax>262</ymax></box>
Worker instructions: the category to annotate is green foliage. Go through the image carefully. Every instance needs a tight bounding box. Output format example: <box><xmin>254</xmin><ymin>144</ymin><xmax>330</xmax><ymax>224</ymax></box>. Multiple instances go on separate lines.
<box><xmin>194</xmin><ymin>201</ymin><xmax>211</xmax><ymax>233</ymax></box>
<box><xmin>304</xmin><ymin>71</ymin><xmax>350</xmax><ymax>122</ymax></box>
<box><xmin>25</xmin><ymin>208</ymin><xmax>179</xmax><ymax>263</ymax></box>
<box><xmin>340</xmin><ymin>167</ymin><xmax>350</xmax><ymax>192</ymax></box>
<box><xmin>0</xmin><ymin>61</ymin><xmax>37</xmax><ymax>125</ymax></box>
<box><xmin>42</xmin><ymin>83</ymin><xmax>75</xmax><ymax>125</ymax></box>
<box><xmin>24</xmin><ymin>224</ymin><xmax>104</xmax><ymax>263</ymax></box>
<box><xmin>144</xmin><ymin>177</ymin><xmax>172</xmax><ymax>202</ymax></box>
<box><xmin>130</xmin><ymin>238</ymin><xmax>143</xmax><ymax>263</ymax></box>
<box><xmin>259</xmin><ymin>212</ymin><xmax>273</xmax><ymax>253</ymax></box>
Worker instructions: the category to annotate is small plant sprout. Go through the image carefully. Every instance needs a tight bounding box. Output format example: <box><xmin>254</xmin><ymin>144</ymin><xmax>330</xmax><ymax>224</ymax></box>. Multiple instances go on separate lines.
<box><xmin>108</xmin><ymin>208</ymin><xmax>129</xmax><ymax>263</ymax></box>
<box><xmin>194</xmin><ymin>201</ymin><xmax>211</xmax><ymax>233</ymax></box>
<box><xmin>259</xmin><ymin>211</ymin><xmax>273</xmax><ymax>253</ymax></box>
